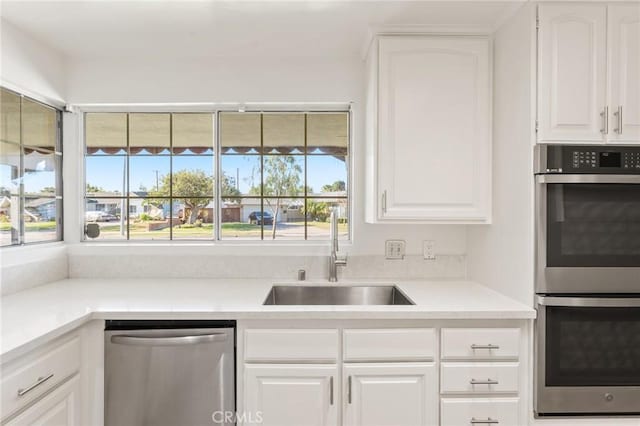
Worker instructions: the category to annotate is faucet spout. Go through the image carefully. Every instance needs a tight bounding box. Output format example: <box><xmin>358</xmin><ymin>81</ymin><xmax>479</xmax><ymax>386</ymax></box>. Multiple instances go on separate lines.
<box><xmin>328</xmin><ymin>210</ymin><xmax>347</xmax><ymax>282</ymax></box>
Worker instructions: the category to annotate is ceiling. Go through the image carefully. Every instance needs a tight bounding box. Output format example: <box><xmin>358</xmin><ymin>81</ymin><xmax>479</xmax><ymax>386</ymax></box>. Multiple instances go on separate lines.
<box><xmin>0</xmin><ymin>0</ymin><xmax>525</xmax><ymax>60</ymax></box>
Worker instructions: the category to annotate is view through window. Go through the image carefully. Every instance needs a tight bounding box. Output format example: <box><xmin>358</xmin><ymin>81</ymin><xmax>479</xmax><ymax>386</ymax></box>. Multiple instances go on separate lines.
<box><xmin>84</xmin><ymin>111</ymin><xmax>349</xmax><ymax>241</ymax></box>
<box><xmin>0</xmin><ymin>87</ymin><xmax>62</xmax><ymax>247</ymax></box>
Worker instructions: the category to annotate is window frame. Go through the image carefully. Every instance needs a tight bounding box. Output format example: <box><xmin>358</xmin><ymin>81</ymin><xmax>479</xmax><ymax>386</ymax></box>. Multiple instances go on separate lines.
<box><xmin>81</xmin><ymin>107</ymin><xmax>352</xmax><ymax>243</ymax></box>
<box><xmin>0</xmin><ymin>87</ymin><xmax>63</xmax><ymax>248</ymax></box>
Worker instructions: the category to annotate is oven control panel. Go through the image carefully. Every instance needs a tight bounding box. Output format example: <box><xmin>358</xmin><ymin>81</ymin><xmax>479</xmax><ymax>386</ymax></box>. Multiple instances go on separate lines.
<box><xmin>537</xmin><ymin>145</ymin><xmax>640</xmax><ymax>174</ymax></box>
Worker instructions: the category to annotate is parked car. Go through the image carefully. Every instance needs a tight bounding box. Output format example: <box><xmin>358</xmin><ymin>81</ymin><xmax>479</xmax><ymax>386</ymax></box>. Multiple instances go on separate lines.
<box><xmin>85</xmin><ymin>211</ymin><xmax>118</xmax><ymax>222</ymax></box>
<box><xmin>248</xmin><ymin>211</ymin><xmax>273</xmax><ymax>225</ymax></box>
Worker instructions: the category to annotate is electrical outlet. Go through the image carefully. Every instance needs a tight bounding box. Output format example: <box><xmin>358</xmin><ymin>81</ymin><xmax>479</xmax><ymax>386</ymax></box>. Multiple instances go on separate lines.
<box><xmin>385</xmin><ymin>240</ymin><xmax>406</xmax><ymax>260</ymax></box>
<box><xmin>423</xmin><ymin>240</ymin><xmax>436</xmax><ymax>260</ymax></box>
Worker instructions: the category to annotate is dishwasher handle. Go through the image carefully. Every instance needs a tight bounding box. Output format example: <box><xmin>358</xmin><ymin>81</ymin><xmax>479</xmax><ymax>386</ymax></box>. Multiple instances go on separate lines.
<box><xmin>110</xmin><ymin>333</ymin><xmax>228</xmax><ymax>346</ymax></box>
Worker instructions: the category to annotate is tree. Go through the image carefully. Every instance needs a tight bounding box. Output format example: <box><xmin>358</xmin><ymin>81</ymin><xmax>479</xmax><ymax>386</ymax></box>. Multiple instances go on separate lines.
<box><xmin>302</xmin><ymin>200</ymin><xmax>329</xmax><ymax>222</ymax></box>
<box><xmin>86</xmin><ymin>184</ymin><xmax>104</xmax><ymax>193</ymax></box>
<box><xmin>221</xmin><ymin>173</ymin><xmax>241</xmax><ymax>201</ymax></box>
<box><xmin>41</xmin><ymin>186</ymin><xmax>56</xmax><ymax>194</ymax></box>
<box><xmin>250</xmin><ymin>156</ymin><xmax>302</xmax><ymax>239</ymax></box>
<box><xmin>321</xmin><ymin>180</ymin><xmax>346</xmax><ymax>193</ymax></box>
<box><xmin>158</xmin><ymin>170</ymin><xmax>213</xmax><ymax>224</ymax></box>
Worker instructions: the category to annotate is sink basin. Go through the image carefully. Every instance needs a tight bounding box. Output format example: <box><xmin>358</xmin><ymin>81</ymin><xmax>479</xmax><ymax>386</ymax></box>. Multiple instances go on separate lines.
<box><xmin>263</xmin><ymin>285</ymin><xmax>415</xmax><ymax>306</ymax></box>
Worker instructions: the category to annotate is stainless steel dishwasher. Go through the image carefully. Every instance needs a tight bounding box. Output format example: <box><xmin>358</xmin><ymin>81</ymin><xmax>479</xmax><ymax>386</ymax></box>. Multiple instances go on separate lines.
<box><xmin>105</xmin><ymin>320</ymin><xmax>235</xmax><ymax>426</ymax></box>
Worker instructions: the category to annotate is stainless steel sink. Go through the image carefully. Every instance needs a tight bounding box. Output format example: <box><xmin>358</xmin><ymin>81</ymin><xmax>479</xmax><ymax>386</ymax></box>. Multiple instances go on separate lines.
<box><xmin>263</xmin><ymin>285</ymin><xmax>415</xmax><ymax>306</ymax></box>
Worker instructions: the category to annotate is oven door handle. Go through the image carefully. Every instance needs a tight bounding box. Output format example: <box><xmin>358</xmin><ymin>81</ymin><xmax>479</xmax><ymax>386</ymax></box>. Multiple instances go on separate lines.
<box><xmin>538</xmin><ymin>296</ymin><xmax>640</xmax><ymax>307</ymax></box>
<box><xmin>535</xmin><ymin>174</ymin><xmax>640</xmax><ymax>184</ymax></box>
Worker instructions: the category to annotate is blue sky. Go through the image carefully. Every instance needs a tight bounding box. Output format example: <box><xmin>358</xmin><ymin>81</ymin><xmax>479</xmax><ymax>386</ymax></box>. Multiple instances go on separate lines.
<box><xmin>85</xmin><ymin>154</ymin><xmax>347</xmax><ymax>195</ymax></box>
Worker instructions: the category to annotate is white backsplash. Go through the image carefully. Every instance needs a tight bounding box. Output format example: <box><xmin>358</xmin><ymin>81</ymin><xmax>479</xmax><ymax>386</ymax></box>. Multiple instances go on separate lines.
<box><xmin>68</xmin><ymin>253</ymin><xmax>466</xmax><ymax>281</ymax></box>
<box><xmin>1</xmin><ymin>249</ymin><xmax>466</xmax><ymax>297</ymax></box>
<box><xmin>1</xmin><ymin>247</ymin><xmax>68</xmax><ymax>296</ymax></box>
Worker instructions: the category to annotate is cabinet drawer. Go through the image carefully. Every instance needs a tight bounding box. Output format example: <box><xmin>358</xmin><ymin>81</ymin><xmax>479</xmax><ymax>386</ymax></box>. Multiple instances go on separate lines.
<box><xmin>441</xmin><ymin>328</ymin><xmax>520</xmax><ymax>360</ymax></box>
<box><xmin>343</xmin><ymin>328</ymin><xmax>435</xmax><ymax>361</ymax></box>
<box><xmin>441</xmin><ymin>397</ymin><xmax>519</xmax><ymax>426</ymax></box>
<box><xmin>1</xmin><ymin>336</ymin><xmax>81</xmax><ymax>419</ymax></box>
<box><xmin>244</xmin><ymin>329</ymin><xmax>339</xmax><ymax>362</ymax></box>
<box><xmin>441</xmin><ymin>362</ymin><xmax>519</xmax><ymax>394</ymax></box>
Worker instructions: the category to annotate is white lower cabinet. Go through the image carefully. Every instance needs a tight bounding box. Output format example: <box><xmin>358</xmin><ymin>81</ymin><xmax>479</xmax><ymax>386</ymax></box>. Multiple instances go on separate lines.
<box><xmin>244</xmin><ymin>364</ymin><xmax>338</xmax><ymax>426</ymax></box>
<box><xmin>440</xmin><ymin>397</ymin><xmax>519</xmax><ymax>426</ymax></box>
<box><xmin>5</xmin><ymin>375</ymin><xmax>81</xmax><ymax>426</ymax></box>
<box><xmin>242</xmin><ymin>325</ymin><xmax>527</xmax><ymax>426</ymax></box>
<box><xmin>343</xmin><ymin>363</ymin><xmax>437</xmax><ymax>426</ymax></box>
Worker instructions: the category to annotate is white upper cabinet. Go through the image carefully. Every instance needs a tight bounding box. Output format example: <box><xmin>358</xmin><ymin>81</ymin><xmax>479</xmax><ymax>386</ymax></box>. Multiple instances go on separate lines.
<box><xmin>538</xmin><ymin>4</ymin><xmax>607</xmax><ymax>143</ymax></box>
<box><xmin>366</xmin><ymin>35</ymin><xmax>492</xmax><ymax>224</ymax></box>
<box><xmin>538</xmin><ymin>3</ymin><xmax>640</xmax><ymax>145</ymax></box>
<box><xmin>609</xmin><ymin>4</ymin><xmax>640</xmax><ymax>143</ymax></box>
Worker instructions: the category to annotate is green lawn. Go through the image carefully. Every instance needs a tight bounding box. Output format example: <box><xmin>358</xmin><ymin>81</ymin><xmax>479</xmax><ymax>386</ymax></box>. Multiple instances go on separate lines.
<box><xmin>94</xmin><ymin>221</ymin><xmax>347</xmax><ymax>239</ymax></box>
<box><xmin>0</xmin><ymin>221</ymin><xmax>57</xmax><ymax>231</ymax></box>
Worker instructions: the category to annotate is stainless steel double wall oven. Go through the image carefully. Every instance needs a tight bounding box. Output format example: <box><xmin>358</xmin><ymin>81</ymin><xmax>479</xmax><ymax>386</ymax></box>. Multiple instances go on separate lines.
<box><xmin>535</xmin><ymin>144</ymin><xmax>640</xmax><ymax>417</ymax></box>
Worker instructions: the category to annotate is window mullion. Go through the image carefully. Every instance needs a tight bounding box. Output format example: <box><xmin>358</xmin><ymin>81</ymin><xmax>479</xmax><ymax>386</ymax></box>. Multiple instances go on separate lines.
<box><xmin>260</xmin><ymin>113</ymin><xmax>264</xmax><ymax>241</ymax></box>
<box><xmin>169</xmin><ymin>114</ymin><xmax>173</xmax><ymax>241</ymax></box>
<box><xmin>125</xmin><ymin>113</ymin><xmax>130</xmax><ymax>240</ymax></box>
<box><xmin>215</xmin><ymin>111</ymin><xmax>222</xmax><ymax>241</ymax></box>
<box><xmin>18</xmin><ymin>95</ymin><xmax>24</xmax><ymax>245</ymax></box>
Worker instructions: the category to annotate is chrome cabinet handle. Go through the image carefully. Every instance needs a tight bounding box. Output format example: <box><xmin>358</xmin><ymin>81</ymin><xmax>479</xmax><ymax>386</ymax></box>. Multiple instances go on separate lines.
<box><xmin>17</xmin><ymin>373</ymin><xmax>54</xmax><ymax>397</ymax></box>
<box><xmin>470</xmin><ymin>378</ymin><xmax>499</xmax><ymax>385</ymax></box>
<box><xmin>614</xmin><ymin>105</ymin><xmax>623</xmax><ymax>134</ymax></box>
<box><xmin>329</xmin><ymin>376</ymin><xmax>334</xmax><ymax>405</ymax></box>
<box><xmin>470</xmin><ymin>344</ymin><xmax>500</xmax><ymax>350</ymax></box>
<box><xmin>347</xmin><ymin>375</ymin><xmax>352</xmax><ymax>404</ymax></box>
<box><xmin>382</xmin><ymin>191</ymin><xmax>387</xmax><ymax>214</ymax></box>
<box><xmin>600</xmin><ymin>106</ymin><xmax>609</xmax><ymax>134</ymax></box>
<box><xmin>110</xmin><ymin>333</ymin><xmax>227</xmax><ymax>346</ymax></box>
<box><xmin>470</xmin><ymin>418</ymin><xmax>499</xmax><ymax>425</ymax></box>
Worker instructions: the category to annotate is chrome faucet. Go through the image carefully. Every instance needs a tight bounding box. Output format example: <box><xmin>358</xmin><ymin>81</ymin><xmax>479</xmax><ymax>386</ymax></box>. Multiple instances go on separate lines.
<box><xmin>328</xmin><ymin>210</ymin><xmax>347</xmax><ymax>282</ymax></box>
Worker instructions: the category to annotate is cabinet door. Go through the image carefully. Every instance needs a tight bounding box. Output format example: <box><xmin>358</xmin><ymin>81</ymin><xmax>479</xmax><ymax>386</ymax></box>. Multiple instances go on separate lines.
<box><xmin>5</xmin><ymin>376</ymin><xmax>80</xmax><ymax>426</ymax></box>
<box><xmin>376</xmin><ymin>36</ymin><xmax>491</xmax><ymax>223</ymax></box>
<box><xmin>538</xmin><ymin>4</ymin><xmax>607</xmax><ymax>143</ymax></box>
<box><xmin>609</xmin><ymin>4</ymin><xmax>640</xmax><ymax>144</ymax></box>
<box><xmin>343</xmin><ymin>363</ymin><xmax>437</xmax><ymax>426</ymax></box>
<box><xmin>244</xmin><ymin>364</ymin><xmax>338</xmax><ymax>426</ymax></box>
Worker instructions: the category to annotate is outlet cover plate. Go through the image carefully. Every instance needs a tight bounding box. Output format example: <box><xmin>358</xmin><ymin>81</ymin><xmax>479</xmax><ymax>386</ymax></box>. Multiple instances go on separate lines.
<box><xmin>423</xmin><ymin>240</ymin><xmax>436</xmax><ymax>260</ymax></box>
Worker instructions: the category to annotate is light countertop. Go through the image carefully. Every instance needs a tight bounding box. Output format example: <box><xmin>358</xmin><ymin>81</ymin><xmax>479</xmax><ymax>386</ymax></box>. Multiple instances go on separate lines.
<box><xmin>1</xmin><ymin>278</ymin><xmax>535</xmax><ymax>362</ymax></box>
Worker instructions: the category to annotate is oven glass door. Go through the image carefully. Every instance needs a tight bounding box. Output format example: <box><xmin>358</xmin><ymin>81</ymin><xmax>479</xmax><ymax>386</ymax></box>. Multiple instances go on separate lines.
<box><xmin>545</xmin><ymin>305</ymin><xmax>640</xmax><ymax>387</ymax></box>
<box><xmin>546</xmin><ymin>183</ymin><xmax>640</xmax><ymax>267</ymax></box>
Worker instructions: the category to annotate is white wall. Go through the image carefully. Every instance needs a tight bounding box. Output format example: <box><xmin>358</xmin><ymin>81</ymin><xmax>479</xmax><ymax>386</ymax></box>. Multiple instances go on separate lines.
<box><xmin>0</xmin><ymin>19</ymin><xmax>69</xmax><ymax>294</ymax></box>
<box><xmin>65</xmin><ymin>55</ymin><xmax>467</xmax><ymax>259</ymax></box>
<box><xmin>466</xmin><ymin>3</ymin><xmax>536</xmax><ymax>306</ymax></box>
<box><xmin>0</xmin><ymin>19</ymin><xmax>66</xmax><ymax>104</ymax></box>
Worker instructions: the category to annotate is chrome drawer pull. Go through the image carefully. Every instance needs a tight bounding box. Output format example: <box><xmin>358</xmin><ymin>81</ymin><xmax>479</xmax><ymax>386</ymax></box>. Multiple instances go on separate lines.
<box><xmin>470</xmin><ymin>417</ymin><xmax>499</xmax><ymax>424</ymax></box>
<box><xmin>329</xmin><ymin>376</ymin><xmax>334</xmax><ymax>405</ymax></box>
<box><xmin>470</xmin><ymin>344</ymin><xmax>500</xmax><ymax>350</ymax></box>
<box><xmin>470</xmin><ymin>378</ymin><xmax>499</xmax><ymax>385</ymax></box>
<box><xmin>600</xmin><ymin>106</ymin><xmax>609</xmax><ymax>134</ymax></box>
<box><xmin>614</xmin><ymin>105</ymin><xmax>623</xmax><ymax>134</ymax></box>
<box><xmin>17</xmin><ymin>373</ymin><xmax>54</xmax><ymax>397</ymax></box>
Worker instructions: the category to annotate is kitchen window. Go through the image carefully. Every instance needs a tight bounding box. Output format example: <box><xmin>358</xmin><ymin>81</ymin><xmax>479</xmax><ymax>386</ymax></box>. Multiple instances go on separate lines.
<box><xmin>83</xmin><ymin>111</ymin><xmax>349</xmax><ymax>241</ymax></box>
<box><xmin>0</xmin><ymin>87</ymin><xmax>63</xmax><ymax>247</ymax></box>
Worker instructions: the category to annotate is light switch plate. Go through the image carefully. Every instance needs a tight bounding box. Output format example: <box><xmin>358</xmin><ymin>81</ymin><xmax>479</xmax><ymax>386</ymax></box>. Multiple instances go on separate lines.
<box><xmin>423</xmin><ymin>240</ymin><xmax>436</xmax><ymax>260</ymax></box>
<box><xmin>385</xmin><ymin>240</ymin><xmax>406</xmax><ymax>260</ymax></box>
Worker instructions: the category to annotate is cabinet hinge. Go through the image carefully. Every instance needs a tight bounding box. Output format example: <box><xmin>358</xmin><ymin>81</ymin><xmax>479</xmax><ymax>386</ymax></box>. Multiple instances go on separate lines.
<box><xmin>536</xmin><ymin>17</ymin><xmax>540</xmax><ymax>30</ymax></box>
<box><xmin>535</xmin><ymin>120</ymin><xmax>539</xmax><ymax>133</ymax></box>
